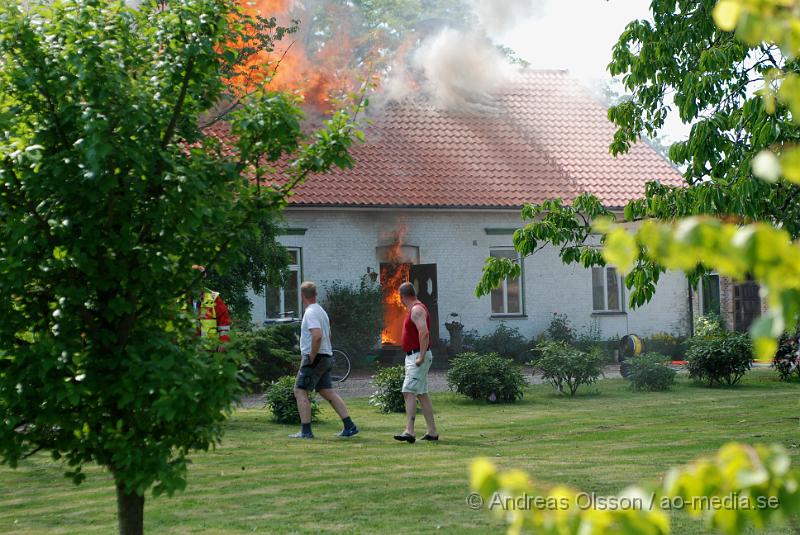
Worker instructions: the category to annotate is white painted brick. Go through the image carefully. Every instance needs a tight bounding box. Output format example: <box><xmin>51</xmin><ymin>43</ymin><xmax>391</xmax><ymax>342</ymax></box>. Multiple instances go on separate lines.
<box><xmin>248</xmin><ymin>209</ymin><xmax>693</xmax><ymax>341</ymax></box>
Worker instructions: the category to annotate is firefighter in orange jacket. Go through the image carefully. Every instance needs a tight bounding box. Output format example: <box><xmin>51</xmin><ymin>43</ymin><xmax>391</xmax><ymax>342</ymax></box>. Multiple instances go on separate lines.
<box><xmin>191</xmin><ymin>265</ymin><xmax>231</xmax><ymax>350</ymax></box>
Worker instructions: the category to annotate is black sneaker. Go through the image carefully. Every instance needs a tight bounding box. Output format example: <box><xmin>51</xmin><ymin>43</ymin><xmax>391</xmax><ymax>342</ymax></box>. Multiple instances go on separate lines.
<box><xmin>337</xmin><ymin>426</ymin><xmax>359</xmax><ymax>438</ymax></box>
<box><xmin>288</xmin><ymin>431</ymin><xmax>314</xmax><ymax>439</ymax></box>
<box><xmin>393</xmin><ymin>432</ymin><xmax>416</xmax><ymax>444</ymax></box>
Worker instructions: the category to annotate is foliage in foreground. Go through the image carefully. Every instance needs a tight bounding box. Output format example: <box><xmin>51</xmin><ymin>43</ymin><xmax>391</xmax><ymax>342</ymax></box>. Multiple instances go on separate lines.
<box><xmin>472</xmin><ymin>442</ymin><xmax>800</xmax><ymax>535</ymax></box>
<box><xmin>0</xmin><ymin>0</ymin><xmax>363</xmax><ymax>532</ymax></box>
<box><xmin>264</xmin><ymin>376</ymin><xmax>320</xmax><ymax>424</ymax></box>
<box><xmin>475</xmin><ymin>0</ymin><xmax>800</xmax><ymax>361</ymax></box>
<box><xmin>533</xmin><ymin>341</ymin><xmax>604</xmax><ymax>396</ymax></box>
<box><xmin>447</xmin><ymin>352</ymin><xmax>526</xmax><ymax>403</ymax></box>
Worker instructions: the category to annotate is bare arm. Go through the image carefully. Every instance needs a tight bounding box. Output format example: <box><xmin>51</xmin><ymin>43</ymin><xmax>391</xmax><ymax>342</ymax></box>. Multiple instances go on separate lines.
<box><xmin>309</xmin><ymin>327</ymin><xmax>322</xmax><ymax>365</ymax></box>
<box><xmin>411</xmin><ymin>305</ymin><xmax>430</xmax><ymax>366</ymax></box>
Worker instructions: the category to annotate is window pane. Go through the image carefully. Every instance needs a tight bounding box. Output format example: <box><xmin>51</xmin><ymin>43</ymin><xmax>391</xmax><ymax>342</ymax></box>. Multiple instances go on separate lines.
<box><xmin>606</xmin><ymin>268</ymin><xmax>620</xmax><ymax>311</ymax></box>
<box><xmin>490</xmin><ymin>249</ymin><xmax>516</xmax><ymax>259</ymax></box>
<box><xmin>287</xmin><ymin>249</ymin><xmax>298</xmax><ymax>265</ymax></box>
<box><xmin>491</xmin><ymin>285</ymin><xmax>505</xmax><ymax>314</ymax></box>
<box><xmin>702</xmin><ymin>275</ymin><xmax>721</xmax><ymax>315</ymax></box>
<box><xmin>506</xmin><ymin>276</ymin><xmax>521</xmax><ymax>314</ymax></box>
<box><xmin>265</xmin><ymin>286</ymin><xmax>281</xmax><ymax>318</ymax></box>
<box><xmin>285</xmin><ymin>271</ymin><xmax>300</xmax><ymax>316</ymax></box>
<box><xmin>592</xmin><ymin>268</ymin><xmax>605</xmax><ymax>310</ymax></box>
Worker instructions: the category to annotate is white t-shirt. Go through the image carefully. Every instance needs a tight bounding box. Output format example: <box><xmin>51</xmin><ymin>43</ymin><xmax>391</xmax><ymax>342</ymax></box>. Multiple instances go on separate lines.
<box><xmin>300</xmin><ymin>303</ymin><xmax>332</xmax><ymax>356</ymax></box>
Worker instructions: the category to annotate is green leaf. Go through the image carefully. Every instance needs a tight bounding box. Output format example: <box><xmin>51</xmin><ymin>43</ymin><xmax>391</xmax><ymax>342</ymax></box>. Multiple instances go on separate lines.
<box><xmin>780</xmin><ymin>146</ymin><xmax>800</xmax><ymax>184</ymax></box>
<box><xmin>749</xmin><ymin>315</ymin><xmax>780</xmax><ymax>361</ymax></box>
<box><xmin>602</xmin><ymin>226</ymin><xmax>638</xmax><ymax>274</ymax></box>
<box><xmin>53</xmin><ymin>247</ymin><xmax>68</xmax><ymax>260</ymax></box>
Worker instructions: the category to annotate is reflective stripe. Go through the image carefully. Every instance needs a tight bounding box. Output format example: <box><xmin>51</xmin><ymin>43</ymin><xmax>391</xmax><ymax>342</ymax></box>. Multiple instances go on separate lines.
<box><xmin>198</xmin><ymin>289</ymin><xmax>219</xmax><ymax>340</ymax></box>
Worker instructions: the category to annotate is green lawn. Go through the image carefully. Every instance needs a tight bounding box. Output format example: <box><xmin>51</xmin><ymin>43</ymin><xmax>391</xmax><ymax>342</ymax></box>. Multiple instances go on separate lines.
<box><xmin>1</xmin><ymin>370</ymin><xmax>799</xmax><ymax>534</ymax></box>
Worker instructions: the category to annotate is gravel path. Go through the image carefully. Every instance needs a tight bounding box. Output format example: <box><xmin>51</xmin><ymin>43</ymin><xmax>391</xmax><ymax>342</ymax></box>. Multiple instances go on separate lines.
<box><xmin>239</xmin><ymin>365</ymin><xmax>623</xmax><ymax>409</ymax></box>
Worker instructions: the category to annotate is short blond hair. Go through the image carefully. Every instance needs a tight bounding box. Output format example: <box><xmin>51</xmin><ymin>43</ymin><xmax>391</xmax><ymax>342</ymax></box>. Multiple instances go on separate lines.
<box><xmin>300</xmin><ymin>281</ymin><xmax>317</xmax><ymax>299</ymax></box>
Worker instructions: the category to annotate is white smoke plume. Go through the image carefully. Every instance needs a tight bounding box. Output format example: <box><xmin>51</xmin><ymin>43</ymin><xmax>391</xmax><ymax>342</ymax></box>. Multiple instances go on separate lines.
<box><xmin>412</xmin><ymin>28</ymin><xmax>515</xmax><ymax>111</ymax></box>
<box><xmin>470</xmin><ymin>0</ymin><xmax>541</xmax><ymax>35</ymax></box>
<box><xmin>377</xmin><ymin>0</ymin><xmax>540</xmax><ymax>112</ymax></box>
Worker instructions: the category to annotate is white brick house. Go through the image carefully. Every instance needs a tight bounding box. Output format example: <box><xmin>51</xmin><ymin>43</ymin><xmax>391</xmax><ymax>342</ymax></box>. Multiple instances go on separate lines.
<box><xmin>237</xmin><ymin>71</ymin><xmax>762</xmax><ymax>344</ymax></box>
<box><xmin>249</xmin><ymin>208</ymin><xmax>692</xmax><ymax>343</ymax></box>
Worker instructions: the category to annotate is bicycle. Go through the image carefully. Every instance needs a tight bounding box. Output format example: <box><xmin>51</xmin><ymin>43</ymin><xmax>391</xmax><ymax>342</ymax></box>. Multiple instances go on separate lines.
<box><xmin>263</xmin><ymin>312</ymin><xmax>352</xmax><ymax>383</ymax></box>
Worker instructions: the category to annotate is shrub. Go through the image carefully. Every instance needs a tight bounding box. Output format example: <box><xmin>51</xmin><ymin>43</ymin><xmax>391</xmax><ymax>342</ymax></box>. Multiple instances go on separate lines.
<box><xmin>533</xmin><ymin>341</ymin><xmax>604</xmax><ymax>396</ymax></box>
<box><xmin>645</xmin><ymin>332</ymin><xmax>684</xmax><ymax>360</ymax></box>
<box><xmin>369</xmin><ymin>365</ymin><xmax>406</xmax><ymax>413</ymax></box>
<box><xmin>322</xmin><ymin>275</ymin><xmax>383</xmax><ymax>366</ymax></box>
<box><xmin>545</xmin><ymin>313</ymin><xmax>576</xmax><ymax>344</ymax></box>
<box><xmin>230</xmin><ymin>324</ymin><xmax>299</xmax><ymax>391</ymax></box>
<box><xmin>263</xmin><ymin>376</ymin><xmax>320</xmax><ymax>424</ymax></box>
<box><xmin>773</xmin><ymin>331</ymin><xmax>800</xmax><ymax>382</ymax></box>
<box><xmin>694</xmin><ymin>314</ymin><xmax>725</xmax><ymax>337</ymax></box>
<box><xmin>462</xmin><ymin>323</ymin><xmax>533</xmax><ymax>362</ymax></box>
<box><xmin>624</xmin><ymin>353</ymin><xmax>677</xmax><ymax>391</ymax></box>
<box><xmin>447</xmin><ymin>352</ymin><xmax>526</xmax><ymax>403</ymax></box>
<box><xmin>574</xmin><ymin>321</ymin><xmax>617</xmax><ymax>363</ymax></box>
<box><xmin>686</xmin><ymin>331</ymin><xmax>753</xmax><ymax>387</ymax></box>
<box><xmin>574</xmin><ymin>320</ymin><xmax>601</xmax><ymax>352</ymax></box>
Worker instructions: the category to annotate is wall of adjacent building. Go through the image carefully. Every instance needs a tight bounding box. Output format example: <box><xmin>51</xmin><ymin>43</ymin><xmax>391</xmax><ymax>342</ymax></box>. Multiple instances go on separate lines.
<box><xmin>247</xmin><ymin>208</ymin><xmax>692</xmax><ymax>342</ymax></box>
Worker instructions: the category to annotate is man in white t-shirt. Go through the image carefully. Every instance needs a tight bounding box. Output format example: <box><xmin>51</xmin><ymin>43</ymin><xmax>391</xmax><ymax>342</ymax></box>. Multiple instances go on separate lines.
<box><xmin>290</xmin><ymin>281</ymin><xmax>359</xmax><ymax>439</ymax></box>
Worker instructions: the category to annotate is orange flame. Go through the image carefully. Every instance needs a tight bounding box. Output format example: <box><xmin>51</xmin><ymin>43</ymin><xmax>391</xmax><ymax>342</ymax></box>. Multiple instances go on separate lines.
<box><xmin>229</xmin><ymin>0</ymin><xmax>367</xmax><ymax>111</ymax></box>
<box><xmin>380</xmin><ymin>226</ymin><xmax>410</xmax><ymax>345</ymax></box>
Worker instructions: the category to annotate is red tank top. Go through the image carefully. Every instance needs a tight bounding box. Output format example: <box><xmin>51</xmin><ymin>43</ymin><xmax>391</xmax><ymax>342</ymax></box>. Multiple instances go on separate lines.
<box><xmin>401</xmin><ymin>302</ymin><xmax>430</xmax><ymax>352</ymax></box>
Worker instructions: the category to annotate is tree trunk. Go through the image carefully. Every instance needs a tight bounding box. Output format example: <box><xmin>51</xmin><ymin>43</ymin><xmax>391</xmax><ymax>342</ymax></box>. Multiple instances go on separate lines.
<box><xmin>116</xmin><ymin>481</ymin><xmax>144</xmax><ymax>535</ymax></box>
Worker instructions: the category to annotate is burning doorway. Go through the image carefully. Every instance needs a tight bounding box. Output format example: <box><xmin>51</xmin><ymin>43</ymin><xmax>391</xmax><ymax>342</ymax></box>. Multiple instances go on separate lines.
<box><xmin>377</xmin><ymin>233</ymin><xmax>439</xmax><ymax>347</ymax></box>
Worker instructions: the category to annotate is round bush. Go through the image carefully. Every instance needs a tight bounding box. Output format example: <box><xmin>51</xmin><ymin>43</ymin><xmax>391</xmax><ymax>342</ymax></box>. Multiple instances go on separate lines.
<box><xmin>447</xmin><ymin>352</ymin><xmax>526</xmax><ymax>403</ymax></box>
<box><xmin>369</xmin><ymin>365</ymin><xmax>406</xmax><ymax>413</ymax></box>
<box><xmin>624</xmin><ymin>353</ymin><xmax>677</xmax><ymax>391</ymax></box>
<box><xmin>263</xmin><ymin>375</ymin><xmax>320</xmax><ymax>424</ymax></box>
<box><xmin>686</xmin><ymin>331</ymin><xmax>752</xmax><ymax>387</ymax></box>
<box><xmin>533</xmin><ymin>341</ymin><xmax>604</xmax><ymax>396</ymax></box>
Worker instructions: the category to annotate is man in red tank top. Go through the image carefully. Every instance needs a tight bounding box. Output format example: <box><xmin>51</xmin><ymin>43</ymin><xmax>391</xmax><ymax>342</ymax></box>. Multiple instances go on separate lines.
<box><xmin>393</xmin><ymin>282</ymin><xmax>439</xmax><ymax>443</ymax></box>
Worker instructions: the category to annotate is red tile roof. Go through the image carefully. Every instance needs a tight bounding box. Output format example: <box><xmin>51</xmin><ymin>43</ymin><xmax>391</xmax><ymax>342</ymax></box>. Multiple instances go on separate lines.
<box><xmin>215</xmin><ymin>70</ymin><xmax>684</xmax><ymax>209</ymax></box>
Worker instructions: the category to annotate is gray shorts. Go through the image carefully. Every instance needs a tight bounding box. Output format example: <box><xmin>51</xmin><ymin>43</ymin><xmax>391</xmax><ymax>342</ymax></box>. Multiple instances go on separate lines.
<box><xmin>295</xmin><ymin>354</ymin><xmax>333</xmax><ymax>392</ymax></box>
<box><xmin>402</xmin><ymin>351</ymin><xmax>433</xmax><ymax>394</ymax></box>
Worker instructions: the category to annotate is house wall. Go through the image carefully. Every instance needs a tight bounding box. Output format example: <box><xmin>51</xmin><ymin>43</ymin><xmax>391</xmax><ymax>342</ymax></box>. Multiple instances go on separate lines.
<box><xmin>248</xmin><ymin>208</ymin><xmax>692</xmax><ymax>341</ymax></box>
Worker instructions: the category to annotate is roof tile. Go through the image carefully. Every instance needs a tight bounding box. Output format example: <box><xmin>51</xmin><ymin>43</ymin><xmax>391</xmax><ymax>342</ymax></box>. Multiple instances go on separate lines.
<box><xmin>209</xmin><ymin>70</ymin><xmax>683</xmax><ymax>209</ymax></box>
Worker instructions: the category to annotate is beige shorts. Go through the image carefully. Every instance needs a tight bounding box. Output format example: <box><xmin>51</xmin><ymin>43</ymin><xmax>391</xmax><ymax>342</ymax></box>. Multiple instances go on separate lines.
<box><xmin>402</xmin><ymin>350</ymin><xmax>433</xmax><ymax>394</ymax></box>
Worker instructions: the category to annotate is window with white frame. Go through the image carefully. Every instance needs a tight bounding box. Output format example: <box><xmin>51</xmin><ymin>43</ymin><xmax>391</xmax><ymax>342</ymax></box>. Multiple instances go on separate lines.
<box><xmin>266</xmin><ymin>248</ymin><xmax>302</xmax><ymax>318</ymax></box>
<box><xmin>699</xmin><ymin>273</ymin><xmax>721</xmax><ymax>316</ymax></box>
<box><xmin>490</xmin><ymin>248</ymin><xmax>523</xmax><ymax>316</ymax></box>
<box><xmin>592</xmin><ymin>266</ymin><xmax>623</xmax><ymax>312</ymax></box>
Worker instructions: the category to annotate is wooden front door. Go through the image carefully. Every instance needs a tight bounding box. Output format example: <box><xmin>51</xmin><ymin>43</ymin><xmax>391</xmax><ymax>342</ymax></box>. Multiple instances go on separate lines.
<box><xmin>410</xmin><ymin>263</ymin><xmax>439</xmax><ymax>347</ymax></box>
<box><xmin>734</xmin><ymin>279</ymin><xmax>761</xmax><ymax>332</ymax></box>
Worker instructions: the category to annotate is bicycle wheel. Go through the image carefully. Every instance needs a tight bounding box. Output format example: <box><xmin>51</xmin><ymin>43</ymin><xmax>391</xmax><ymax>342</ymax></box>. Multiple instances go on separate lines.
<box><xmin>330</xmin><ymin>348</ymin><xmax>351</xmax><ymax>383</ymax></box>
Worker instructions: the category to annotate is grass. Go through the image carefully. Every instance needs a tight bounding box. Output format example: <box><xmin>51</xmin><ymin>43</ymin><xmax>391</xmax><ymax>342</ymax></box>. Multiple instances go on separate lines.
<box><xmin>1</xmin><ymin>370</ymin><xmax>799</xmax><ymax>534</ymax></box>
